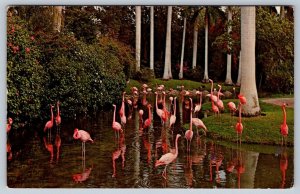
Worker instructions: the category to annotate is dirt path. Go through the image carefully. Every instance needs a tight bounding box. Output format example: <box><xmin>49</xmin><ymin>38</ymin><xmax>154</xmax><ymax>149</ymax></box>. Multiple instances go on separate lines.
<box><xmin>261</xmin><ymin>98</ymin><xmax>294</xmax><ymax>108</ymax></box>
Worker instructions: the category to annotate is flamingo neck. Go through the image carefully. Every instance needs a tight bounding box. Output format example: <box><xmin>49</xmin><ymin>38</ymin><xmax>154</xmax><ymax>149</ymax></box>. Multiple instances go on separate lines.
<box><xmin>174</xmin><ymin>98</ymin><xmax>176</xmax><ymax>116</ymax></box>
<box><xmin>50</xmin><ymin>106</ymin><xmax>54</xmax><ymax>122</ymax></box>
<box><xmin>210</xmin><ymin>80</ymin><xmax>213</xmax><ymax>95</ymax></box>
<box><xmin>199</xmin><ymin>93</ymin><xmax>202</xmax><ymax>105</ymax></box>
<box><xmin>175</xmin><ymin>136</ymin><xmax>179</xmax><ymax>157</ymax></box>
<box><xmin>239</xmin><ymin>103</ymin><xmax>242</xmax><ymax>123</ymax></box>
<box><xmin>217</xmin><ymin>87</ymin><xmax>221</xmax><ymax>100</ymax></box>
<box><xmin>113</xmin><ymin>106</ymin><xmax>116</xmax><ymax>123</ymax></box>
<box><xmin>282</xmin><ymin>106</ymin><xmax>287</xmax><ymax>125</ymax></box>
<box><xmin>190</xmin><ymin>99</ymin><xmax>193</xmax><ymax>130</ymax></box>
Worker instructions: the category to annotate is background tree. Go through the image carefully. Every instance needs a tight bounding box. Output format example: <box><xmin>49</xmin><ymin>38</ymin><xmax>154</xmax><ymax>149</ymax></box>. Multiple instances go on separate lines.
<box><xmin>162</xmin><ymin>6</ymin><xmax>172</xmax><ymax>80</ymax></box>
<box><xmin>135</xmin><ymin>6</ymin><xmax>141</xmax><ymax>72</ymax></box>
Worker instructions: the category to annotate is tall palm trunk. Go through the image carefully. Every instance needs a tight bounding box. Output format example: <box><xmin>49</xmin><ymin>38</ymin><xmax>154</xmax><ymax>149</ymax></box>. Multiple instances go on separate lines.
<box><xmin>236</xmin><ymin>50</ymin><xmax>242</xmax><ymax>86</ymax></box>
<box><xmin>135</xmin><ymin>6</ymin><xmax>141</xmax><ymax>72</ymax></box>
<box><xmin>203</xmin><ymin>11</ymin><xmax>209</xmax><ymax>82</ymax></box>
<box><xmin>179</xmin><ymin>17</ymin><xmax>186</xmax><ymax>79</ymax></box>
<box><xmin>53</xmin><ymin>6</ymin><xmax>63</xmax><ymax>32</ymax></box>
<box><xmin>150</xmin><ymin>6</ymin><xmax>154</xmax><ymax>70</ymax></box>
<box><xmin>225</xmin><ymin>6</ymin><xmax>233</xmax><ymax>85</ymax></box>
<box><xmin>240</xmin><ymin>6</ymin><xmax>260</xmax><ymax>116</ymax></box>
<box><xmin>192</xmin><ymin>16</ymin><xmax>199</xmax><ymax>69</ymax></box>
<box><xmin>163</xmin><ymin>6</ymin><xmax>172</xmax><ymax>80</ymax></box>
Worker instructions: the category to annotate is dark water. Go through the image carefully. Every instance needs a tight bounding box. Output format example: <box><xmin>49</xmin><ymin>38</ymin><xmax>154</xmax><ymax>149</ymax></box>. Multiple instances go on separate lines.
<box><xmin>7</xmin><ymin>99</ymin><xmax>294</xmax><ymax>188</ymax></box>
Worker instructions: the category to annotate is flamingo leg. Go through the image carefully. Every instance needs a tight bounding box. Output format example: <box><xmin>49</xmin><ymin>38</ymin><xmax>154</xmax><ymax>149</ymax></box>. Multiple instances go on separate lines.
<box><xmin>162</xmin><ymin>165</ymin><xmax>167</xmax><ymax>179</ymax></box>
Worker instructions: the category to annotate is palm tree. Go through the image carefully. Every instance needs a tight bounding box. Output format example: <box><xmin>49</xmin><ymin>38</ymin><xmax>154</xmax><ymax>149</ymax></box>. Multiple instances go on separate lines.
<box><xmin>225</xmin><ymin>6</ymin><xmax>233</xmax><ymax>85</ymax></box>
<box><xmin>236</xmin><ymin>50</ymin><xmax>242</xmax><ymax>86</ymax></box>
<box><xmin>53</xmin><ymin>6</ymin><xmax>63</xmax><ymax>32</ymax></box>
<box><xmin>179</xmin><ymin>7</ymin><xmax>188</xmax><ymax>79</ymax></box>
<box><xmin>150</xmin><ymin>6</ymin><xmax>154</xmax><ymax>70</ymax></box>
<box><xmin>203</xmin><ymin>9</ymin><xmax>209</xmax><ymax>82</ymax></box>
<box><xmin>192</xmin><ymin>9</ymin><xmax>200</xmax><ymax>69</ymax></box>
<box><xmin>240</xmin><ymin>6</ymin><xmax>260</xmax><ymax>116</ymax></box>
<box><xmin>163</xmin><ymin>6</ymin><xmax>172</xmax><ymax>80</ymax></box>
<box><xmin>135</xmin><ymin>6</ymin><xmax>141</xmax><ymax>72</ymax></box>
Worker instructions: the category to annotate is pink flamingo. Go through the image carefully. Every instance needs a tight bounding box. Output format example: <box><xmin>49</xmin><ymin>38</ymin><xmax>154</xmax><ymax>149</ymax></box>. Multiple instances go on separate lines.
<box><xmin>155</xmin><ymin>92</ymin><xmax>166</xmax><ymax>124</ymax></box>
<box><xmin>6</xmin><ymin>117</ymin><xmax>13</xmax><ymax>133</ymax></box>
<box><xmin>206</xmin><ymin>79</ymin><xmax>218</xmax><ymax>103</ymax></box>
<box><xmin>43</xmin><ymin>136</ymin><xmax>54</xmax><ymax>163</ymax></box>
<box><xmin>235</xmin><ymin>102</ymin><xmax>243</xmax><ymax>145</ymax></box>
<box><xmin>44</xmin><ymin>104</ymin><xmax>54</xmax><ymax>140</ymax></box>
<box><xmin>211</xmin><ymin>98</ymin><xmax>220</xmax><ymax>118</ymax></box>
<box><xmin>192</xmin><ymin>117</ymin><xmax>208</xmax><ymax>136</ymax></box>
<box><xmin>55</xmin><ymin>133</ymin><xmax>61</xmax><ymax>162</ymax></box>
<box><xmin>119</xmin><ymin>92</ymin><xmax>127</xmax><ymax>126</ymax></box>
<box><xmin>216</xmin><ymin>84</ymin><xmax>224</xmax><ymax>111</ymax></box>
<box><xmin>194</xmin><ymin>91</ymin><xmax>202</xmax><ymax>115</ymax></box>
<box><xmin>227</xmin><ymin>102</ymin><xmax>237</xmax><ymax>114</ymax></box>
<box><xmin>112</xmin><ymin>104</ymin><xmax>123</xmax><ymax>139</ymax></box>
<box><xmin>162</xmin><ymin>91</ymin><xmax>170</xmax><ymax>122</ymax></box>
<box><xmin>185</xmin><ymin>98</ymin><xmax>194</xmax><ymax>153</ymax></box>
<box><xmin>155</xmin><ymin>134</ymin><xmax>181</xmax><ymax>179</ymax></box>
<box><xmin>143</xmin><ymin>104</ymin><xmax>152</xmax><ymax>129</ymax></box>
<box><xmin>169</xmin><ymin>97</ymin><xmax>177</xmax><ymax>128</ymax></box>
<box><xmin>280</xmin><ymin>103</ymin><xmax>288</xmax><ymax>146</ymax></box>
<box><xmin>73</xmin><ymin>128</ymin><xmax>93</xmax><ymax>161</ymax></box>
<box><xmin>55</xmin><ymin>101</ymin><xmax>61</xmax><ymax>132</ymax></box>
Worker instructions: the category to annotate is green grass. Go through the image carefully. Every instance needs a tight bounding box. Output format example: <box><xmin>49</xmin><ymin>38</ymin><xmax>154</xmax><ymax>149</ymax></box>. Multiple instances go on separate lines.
<box><xmin>184</xmin><ymin>100</ymin><xmax>294</xmax><ymax>146</ymax></box>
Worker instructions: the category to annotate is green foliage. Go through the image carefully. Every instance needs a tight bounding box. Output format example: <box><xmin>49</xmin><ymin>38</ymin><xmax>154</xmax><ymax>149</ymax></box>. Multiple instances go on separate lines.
<box><xmin>256</xmin><ymin>7</ymin><xmax>294</xmax><ymax>93</ymax></box>
<box><xmin>45</xmin><ymin>34</ymin><xmax>127</xmax><ymax>117</ymax></box>
<box><xmin>7</xmin><ymin>15</ymin><xmax>47</xmax><ymax>124</ymax></box>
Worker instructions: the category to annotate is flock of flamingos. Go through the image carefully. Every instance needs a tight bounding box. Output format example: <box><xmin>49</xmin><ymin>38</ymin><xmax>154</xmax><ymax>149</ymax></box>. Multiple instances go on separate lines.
<box><xmin>6</xmin><ymin>79</ymin><xmax>289</xmax><ymax>180</ymax></box>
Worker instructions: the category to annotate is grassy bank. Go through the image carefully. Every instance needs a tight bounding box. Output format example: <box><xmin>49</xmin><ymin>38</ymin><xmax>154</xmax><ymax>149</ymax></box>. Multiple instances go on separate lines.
<box><xmin>185</xmin><ymin>100</ymin><xmax>294</xmax><ymax>146</ymax></box>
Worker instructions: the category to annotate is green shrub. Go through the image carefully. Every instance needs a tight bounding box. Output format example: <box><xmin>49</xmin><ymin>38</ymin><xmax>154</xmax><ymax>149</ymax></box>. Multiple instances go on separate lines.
<box><xmin>7</xmin><ymin>15</ymin><xmax>47</xmax><ymax>125</ymax></box>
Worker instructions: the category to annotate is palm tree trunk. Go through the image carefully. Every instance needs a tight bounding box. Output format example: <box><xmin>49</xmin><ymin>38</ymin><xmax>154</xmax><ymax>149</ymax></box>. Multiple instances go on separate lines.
<box><xmin>135</xmin><ymin>6</ymin><xmax>141</xmax><ymax>72</ymax></box>
<box><xmin>192</xmin><ymin>16</ymin><xmax>199</xmax><ymax>69</ymax></box>
<box><xmin>240</xmin><ymin>6</ymin><xmax>260</xmax><ymax>116</ymax></box>
<box><xmin>225</xmin><ymin>7</ymin><xmax>233</xmax><ymax>85</ymax></box>
<box><xmin>179</xmin><ymin>17</ymin><xmax>186</xmax><ymax>79</ymax></box>
<box><xmin>236</xmin><ymin>50</ymin><xmax>242</xmax><ymax>86</ymax></box>
<box><xmin>163</xmin><ymin>6</ymin><xmax>172</xmax><ymax>80</ymax></box>
<box><xmin>53</xmin><ymin>6</ymin><xmax>63</xmax><ymax>32</ymax></box>
<box><xmin>203</xmin><ymin>12</ymin><xmax>209</xmax><ymax>82</ymax></box>
<box><xmin>150</xmin><ymin>6</ymin><xmax>154</xmax><ymax>70</ymax></box>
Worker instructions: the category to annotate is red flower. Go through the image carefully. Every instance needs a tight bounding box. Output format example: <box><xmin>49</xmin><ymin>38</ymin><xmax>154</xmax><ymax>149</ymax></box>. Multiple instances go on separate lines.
<box><xmin>11</xmin><ymin>26</ymin><xmax>15</xmax><ymax>33</ymax></box>
<box><xmin>12</xmin><ymin>46</ymin><xmax>19</xmax><ymax>53</ymax></box>
<box><xmin>25</xmin><ymin>47</ymin><xmax>30</xmax><ymax>53</ymax></box>
<box><xmin>31</xmin><ymin>36</ymin><xmax>35</xmax><ymax>40</ymax></box>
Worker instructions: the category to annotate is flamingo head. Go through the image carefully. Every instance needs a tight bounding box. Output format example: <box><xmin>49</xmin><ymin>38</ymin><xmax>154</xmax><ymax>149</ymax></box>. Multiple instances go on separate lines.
<box><xmin>8</xmin><ymin>117</ymin><xmax>13</xmax><ymax>125</ymax></box>
<box><xmin>169</xmin><ymin>96</ymin><xmax>173</xmax><ymax>102</ymax></box>
<box><xmin>217</xmin><ymin>84</ymin><xmax>222</xmax><ymax>88</ymax></box>
<box><xmin>176</xmin><ymin>134</ymin><xmax>181</xmax><ymax>139</ymax></box>
<box><xmin>57</xmin><ymin>101</ymin><xmax>60</xmax><ymax>105</ymax></box>
<box><xmin>238</xmin><ymin>94</ymin><xmax>247</xmax><ymax>105</ymax></box>
<box><xmin>50</xmin><ymin>104</ymin><xmax>54</xmax><ymax>109</ymax></box>
<box><xmin>112</xmin><ymin>104</ymin><xmax>116</xmax><ymax>108</ymax></box>
<box><xmin>209</xmin><ymin>79</ymin><xmax>213</xmax><ymax>83</ymax></box>
<box><xmin>74</xmin><ymin>128</ymin><xmax>79</xmax><ymax>133</ymax></box>
<box><xmin>282</xmin><ymin>103</ymin><xmax>287</xmax><ymax>108</ymax></box>
<box><xmin>147</xmin><ymin>104</ymin><xmax>152</xmax><ymax>108</ymax></box>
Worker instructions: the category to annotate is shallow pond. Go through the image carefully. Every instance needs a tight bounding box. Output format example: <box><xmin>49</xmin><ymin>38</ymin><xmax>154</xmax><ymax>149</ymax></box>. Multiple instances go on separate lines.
<box><xmin>7</xmin><ymin>99</ymin><xmax>294</xmax><ymax>188</ymax></box>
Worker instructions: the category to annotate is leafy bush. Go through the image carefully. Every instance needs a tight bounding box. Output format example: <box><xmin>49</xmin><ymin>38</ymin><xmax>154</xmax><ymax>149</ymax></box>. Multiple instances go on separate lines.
<box><xmin>256</xmin><ymin>7</ymin><xmax>294</xmax><ymax>93</ymax></box>
<box><xmin>7</xmin><ymin>15</ymin><xmax>47</xmax><ymax>125</ymax></box>
<box><xmin>44</xmin><ymin>34</ymin><xmax>127</xmax><ymax>117</ymax></box>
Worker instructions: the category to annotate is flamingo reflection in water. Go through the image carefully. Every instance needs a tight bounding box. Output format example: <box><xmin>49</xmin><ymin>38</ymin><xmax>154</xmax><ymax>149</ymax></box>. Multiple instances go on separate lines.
<box><xmin>280</xmin><ymin>147</ymin><xmax>288</xmax><ymax>188</ymax></box>
<box><xmin>73</xmin><ymin>166</ymin><xmax>93</xmax><ymax>183</ymax></box>
<box><xmin>55</xmin><ymin>133</ymin><xmax>61</xmax><ymax>163</ymax></box>
<box><xmin>43</xmin><ymin>136</ymin><xmax>54</xmax><ymax>163</ymax></box>
<box><xmin>209</xmin><ymin>141</ymin><xmax>224</xmax><ymax>183</ymax></box>
<box><xmin>112</xmin><ymin>132</ymin><xmax>126</xmax><ymax>178</ymax></box>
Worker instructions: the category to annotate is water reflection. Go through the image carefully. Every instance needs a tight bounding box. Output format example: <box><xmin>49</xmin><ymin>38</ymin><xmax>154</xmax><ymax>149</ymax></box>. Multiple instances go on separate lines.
<box><xmin>7</xmin><ymin>100</ymin><xmax>294</xmax><ymax>188</ymax></box>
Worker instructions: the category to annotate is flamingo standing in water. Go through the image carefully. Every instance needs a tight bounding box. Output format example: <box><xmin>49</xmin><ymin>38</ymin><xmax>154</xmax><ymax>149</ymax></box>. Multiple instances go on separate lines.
<box><xmin>6</xmin><ymin>117</ymin><xmax>13</xmax><ymax>133</ymax></box>
<box><xmin>280</xmin><ymin>103</ymin><xmax>288</xmax><ymax>146</ymax></box>
<box><xmin>169</xmin><ymin>97</ymin><xmax>177</xmax><ymax>129</ymax></box>
<box><xmin>207</xmin><ymin>79</ymin><xmax>218</xmax><ymax>103</ymax></box>
<box><xmin>55</xmin><ymin>101</ymin><xmax>61</xmax><ymax>133</ymax></box>
<box><xmin>185</xmin><ymin>98</ymin><xmax>194</xmax><ymax>153</ymax></box>
<box><xmin>112</xmin><ymin>104</ymin><xmax>123</xmax><ymax>139</ymax></box>
<box><xmin>73</xmin><ymin>128</ymin><xmax>94</xmax><ymax>161</ymax></box>
<box><xmin>44</xmin><ymin>104</ymin><xmax>54</xmax><ymax>140</ymax></box>
<box><xmin>143</xmin><ymin>104</ymin><xmax>152</xmax><ymax>129</ymax></box>
<box><xmin>119</xmin><ymin>92</ymin><xmax>126</xmax><ymax>126</ymax></box>
<box><xmin>155</xmin><ymin>134</ymin><xmax>181</xmax><ymax>179</ymax></box>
